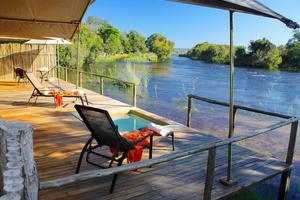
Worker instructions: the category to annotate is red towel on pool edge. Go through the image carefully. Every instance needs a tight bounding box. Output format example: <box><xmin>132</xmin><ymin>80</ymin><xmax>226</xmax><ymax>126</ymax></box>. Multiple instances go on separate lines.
<box><xmin>110</xmin><ymin>128</ymin><xmax>160</xmax><ymax>163</ymax></box>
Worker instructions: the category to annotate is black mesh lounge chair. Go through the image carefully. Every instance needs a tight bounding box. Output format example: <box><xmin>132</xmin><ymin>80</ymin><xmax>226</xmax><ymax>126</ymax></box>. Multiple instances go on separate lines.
<box><xmin>14</xmin><ymin>67</ymin><xmax>26</xmax><ymax>83</ymax></box>
<box><xmin>25</xmin><ymin>72</ymin><xmax>88</xmax><ymax>106</ymax></box>
<box><xmin>74</xmin><ymin>105</ymin><xmax>153</xmax><ymax>193</ymax></box>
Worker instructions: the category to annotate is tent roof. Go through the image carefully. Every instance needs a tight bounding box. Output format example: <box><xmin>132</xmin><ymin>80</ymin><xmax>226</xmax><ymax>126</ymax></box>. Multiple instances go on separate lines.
<box><xmin>0</xmin><ymin>0</ymin><xmax>93</xmax><ymax>40</ymax></box>
<box><xmin>171</xmin><ymin>0</ymin><xmax>299</xmax><ymax>29</ymax></box>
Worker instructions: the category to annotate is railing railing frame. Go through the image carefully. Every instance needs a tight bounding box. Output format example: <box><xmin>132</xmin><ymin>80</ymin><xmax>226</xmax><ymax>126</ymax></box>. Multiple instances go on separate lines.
<box><xmin>55</xmin><ymin>66</ymin><xmax>137</xmax><ymax>107</ymax></box>
<box><xmin>186</xmin><ymin>94</ymin><xmax>298</xmax><ymax>199</ymax></box>
<box><xmin>39</xmin><ymin>95</ymin><xmax>298</xmax><ymax>200</ymax></box>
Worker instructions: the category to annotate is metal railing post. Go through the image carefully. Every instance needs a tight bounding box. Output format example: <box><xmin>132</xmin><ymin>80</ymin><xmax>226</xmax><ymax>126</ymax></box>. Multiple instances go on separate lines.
<box><xmin>132</xmin><ymin>84</ymin><xmax>137</xmax><ymax>107</ymax></box>
<box><xmin>56</xmin><ymin>67</ymin><xmax>59</xmax><ymax>79</ymax></box>
<box><xmin>187</xmin><ymin>96</ymin><xmax>192</xmax><ymax>127</ymax></box>
<box><xmin>79</xmin><ymin>72</ymin><xmax>82</xmax><ymax>87</ymax></box>
<box><xmin>203</xmin><ymin>147</ymin><xmax>216</xmax><ymax>200</ymax></box>
<box><xmin>279</xmin><ymin>120</ymin><xmax>298</xmax><ymax>200</ymax></box>
<box><xmin>65</xmin><ymin>67</ymin><xmax>68</xmax><ymax>81</ymax></box>
<box><xmin>99</xmin><ymin>76</ymin><xmax>104</xmax><ymax>95</ymax></box>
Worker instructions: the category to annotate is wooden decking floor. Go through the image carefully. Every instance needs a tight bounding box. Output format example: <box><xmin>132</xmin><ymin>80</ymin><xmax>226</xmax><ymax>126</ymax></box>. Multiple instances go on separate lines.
<box><xmin>0</xmin><ymin>81</ymin><xmax>288</xmax><ymax>200</ymax></box>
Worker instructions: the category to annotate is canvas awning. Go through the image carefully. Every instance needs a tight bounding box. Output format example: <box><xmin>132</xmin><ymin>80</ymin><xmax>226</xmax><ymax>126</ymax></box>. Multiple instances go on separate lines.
<box><xmin>171</xmin><ymin>0</ymin><xmax>299</xmax><ymax>29</ymax></box>
<box><xmin>0</xmin><ymin>0</ymin><xmax>94</xmax><ymax>40</ymax></box>
<box><xmin>24</xmin><ymin>38</ymin><xmax>72</xmax><ymax>45</ymax></box>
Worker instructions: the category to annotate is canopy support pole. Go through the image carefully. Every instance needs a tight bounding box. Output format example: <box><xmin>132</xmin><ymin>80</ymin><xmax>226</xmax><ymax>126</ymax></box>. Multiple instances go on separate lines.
<box><xmin>57</xmin><ymin>43</ymin><xmax>60</xmax><ymax>86</ymax></box>
<box><xmin>220</xmin><ymin>10</ymin><xmax>237</xmax><ymax>186</ymax></box>
<box><xmin>76</xmin><ymin>25</ymin><xmax>81</xmax><ymax>89</ymax></box>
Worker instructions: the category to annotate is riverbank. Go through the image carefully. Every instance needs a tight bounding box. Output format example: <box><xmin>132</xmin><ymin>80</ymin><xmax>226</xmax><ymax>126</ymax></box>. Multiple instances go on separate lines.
<box><xmin>179</xmin><ymin>54</ymin><xmax>300</xmax><ymax>72</ymax></box>
<box><xmin>182</xmin><ymin>37</ymin><xmax>300</xmax><ymax>71</ymax></box>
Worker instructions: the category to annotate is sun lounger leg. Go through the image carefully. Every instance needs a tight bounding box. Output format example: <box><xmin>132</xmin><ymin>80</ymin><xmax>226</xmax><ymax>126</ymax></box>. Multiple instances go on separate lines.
<box><xmin>80</xmin><ymin>97</ymin><xmax>84</xmax><ymax>106</ymax></box>
<box><xmin>75</xmin><ymin>137</ymin><xmax>93</xmax><ymax>174</ymax></box>
<box><xmin>108</xmin><ymin>151</ymin><xmax>119</xmax><ymax>168</ymax></box>
<box><xmin>27</xmin><ymin>90</ymin><xmax>35</xmax><ymax>105</ymax></box>
<box><xmin>149</xmin><ymin>135</ymin><xmax>153</xmax><ymax>159</ymax></box>
<box><xmin>27</xmin><ymin>96</ymin><xmax>32</xmax><ymax>105</ymax></box>
<box><xmin>34</xmin><ymin>96</ymin><xmax>38</xmax><ymax>104</ymax></box>
<box><xmin>110</xmin><ymin>152</ymin><xmax>127</xmax><ymax>193</ymax></box>
<box><xmin>171</xmin><ymin>132</ymin><xmax>175</xmax><ymax>151</ymax></box>
<box><xmin>84</xmin><ymin>95</ymin><xmax>89</xmax><ymax>105</ymax></box>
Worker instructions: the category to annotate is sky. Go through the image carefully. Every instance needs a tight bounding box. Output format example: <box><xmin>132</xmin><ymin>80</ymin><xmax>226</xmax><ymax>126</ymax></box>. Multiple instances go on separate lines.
<box><xmin>84</xmin><ymin>0</ymin><xmax>300</xmax><ymax>48</ymax></box>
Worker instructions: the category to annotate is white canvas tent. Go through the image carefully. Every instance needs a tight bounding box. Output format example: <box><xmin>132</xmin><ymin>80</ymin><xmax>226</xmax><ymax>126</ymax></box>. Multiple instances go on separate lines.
<box><xmin>0</xmin><ymin>0</ymin><xmax>94</xmax><ymax>40</ymax></box>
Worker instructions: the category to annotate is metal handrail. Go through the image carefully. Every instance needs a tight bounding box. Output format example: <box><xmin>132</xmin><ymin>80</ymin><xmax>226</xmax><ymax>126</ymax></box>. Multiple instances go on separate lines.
<box><xmin>187</xmin><ymin>95</ymin><xmax>291</xmax><ymax>127</ymax></box>
<box><xmin>55</xmin><ymin>66</ymin><xmax>137</xmax><ymax>106</ymax></box>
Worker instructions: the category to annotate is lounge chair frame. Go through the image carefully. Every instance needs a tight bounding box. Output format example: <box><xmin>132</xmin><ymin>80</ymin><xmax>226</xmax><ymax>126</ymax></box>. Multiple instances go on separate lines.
<box><xmin>74</xmin><ymin>105</ymin><xmax>153</xmax><ymax>193</ymax></box>
<box><xmin>26</xmin><ymin>72</ymin><xmax>88</xmax><ymax>107</ymax></box>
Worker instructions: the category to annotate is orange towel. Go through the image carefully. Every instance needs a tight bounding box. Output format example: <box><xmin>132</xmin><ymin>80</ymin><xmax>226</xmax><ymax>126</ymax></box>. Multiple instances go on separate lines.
<box><xmin>55</xmin><ymin>93</ymin><xmax>63</xmax><ymax>107</ymax></box>
<box><xmin>49</xmin><ymin>91</ymin><xmax>80</xmax><ymax>107</ymax></box>
<box><xmin>110</xmin><ymin>128</ymin><xmax>160</xmax><ymax>163</ymax></box>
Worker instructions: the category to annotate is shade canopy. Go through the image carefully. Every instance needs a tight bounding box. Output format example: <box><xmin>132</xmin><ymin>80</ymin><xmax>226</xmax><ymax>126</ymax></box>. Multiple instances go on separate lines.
<box><xmin>171</xmin><ymin>0</ymin><xmax>299</xmax><ymax>29</ymax></box>
<box><xmin>0</xmin><ymin>0</ymin><xmax>93</xmax><ymax>40</ymax></box>
<box><xmin>24</xmin><ymin>38</ymin><xmax>72</xmax><ymax>45</ymax></box>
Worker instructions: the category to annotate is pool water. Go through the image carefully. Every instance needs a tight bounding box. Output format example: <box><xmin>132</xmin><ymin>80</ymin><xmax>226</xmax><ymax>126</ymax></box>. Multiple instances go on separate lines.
<box><xmin>113</xmin><ymin>114</ymin><xmax>152</xmax><ymax>133</ymax></box>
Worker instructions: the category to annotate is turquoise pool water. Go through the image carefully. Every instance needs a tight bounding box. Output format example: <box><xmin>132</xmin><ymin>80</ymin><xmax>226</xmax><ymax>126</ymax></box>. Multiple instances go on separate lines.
<box><xmin>113</xmin><ymin>114</ymin><xmax>152</xmax><ymax>133</ymax></box>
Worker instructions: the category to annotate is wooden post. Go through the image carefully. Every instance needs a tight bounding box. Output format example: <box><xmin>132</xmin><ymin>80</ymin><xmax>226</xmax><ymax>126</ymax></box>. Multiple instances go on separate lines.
<box><xmin>132</xmin><ymin>84</ymin><xmax>137</xmax><ymax>107</ymax></box>
<box><xmin>65</xmin><ymin>67</ymin><xmax>68</xmax><ymax>81</ymax></box>
<box><xmin>278</xmin><ymin>120</ymin><xmax>298</xmax><ymax>200</ymax></box>
<box><xmin>187</xmin><ymin>96</ymin><xmax>192</xmax><ymax>127</ymax></box>
<box><xmin>99</xmin><ymin>76</ymin><xmax>104</xmax><ymax>95</ymax></box>
<box><xmin>203</xmin><ymin>147</ymin><xmax>216</xmax><ymax>200</ymax></box>
<box><xmin>79</xmin><ymin>72</ymin><xmax>83</xmax><ymax>88</ymax></box>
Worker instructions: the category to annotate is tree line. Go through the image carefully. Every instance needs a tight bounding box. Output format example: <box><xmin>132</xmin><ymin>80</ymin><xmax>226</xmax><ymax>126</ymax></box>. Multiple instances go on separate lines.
<box><xmin>59</xmin><ymin>16</ymin><xmax>174</xmax><ymax>69</ymax></box>
<box><xmin>183</xmin><ymin>31</ymin><xmax>300</xmax><ymax>71</ymax></box>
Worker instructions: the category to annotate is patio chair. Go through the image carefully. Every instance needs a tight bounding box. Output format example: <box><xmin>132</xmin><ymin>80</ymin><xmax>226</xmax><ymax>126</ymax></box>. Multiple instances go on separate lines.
<box><xmin>25</xmin><ymin>72</ymin><xmax>88</xmax><ymax>106</ymax></box>
<box><xmin>13</xmin><ymin>67</ymin><xmax>27</xmax><ymax>83</ymax></box>
<box><xmin>74</xmin><ymin>105</ymin><xmax>153</xmax><ymax>193</ymax></box>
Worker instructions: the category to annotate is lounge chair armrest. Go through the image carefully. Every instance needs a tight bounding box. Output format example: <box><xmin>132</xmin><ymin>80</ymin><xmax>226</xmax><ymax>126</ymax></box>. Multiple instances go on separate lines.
<box><xmin>39</xmin><ymin>89</ymin><xmax>55</xmax><ymax>93</ymax></box>
<box><xmin>38</xmin><ymin>88</ymin><xmax>56</xmax><ymax>95</ymax></box>
<box><xmin>133</xmin><ymin>133</ymin><xmax>153</xmax><ymax>145</ymax></box>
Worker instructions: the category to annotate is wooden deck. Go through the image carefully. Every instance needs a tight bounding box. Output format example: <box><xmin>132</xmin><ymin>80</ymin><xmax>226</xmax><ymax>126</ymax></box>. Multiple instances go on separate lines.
<box><xmin>0</xmin><ymin>80</ymin><xmax>289</xmax><ymax>200</ymax></box>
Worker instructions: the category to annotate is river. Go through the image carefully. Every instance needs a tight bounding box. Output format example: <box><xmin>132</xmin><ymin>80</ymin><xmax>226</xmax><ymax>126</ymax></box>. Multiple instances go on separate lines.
<box><xmin>79</xmin><ymin>55</ymin><xmax>300</xmax><ymax>199</ymax></box>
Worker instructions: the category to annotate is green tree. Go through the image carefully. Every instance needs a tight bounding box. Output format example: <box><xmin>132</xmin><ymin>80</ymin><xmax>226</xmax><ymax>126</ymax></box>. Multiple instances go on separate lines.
<box><xmin>146</xmin><ymin>33</ymin><xmax>174</xmax><ymax>61</ymax></box>
<box><xmin>86</xmin><ymin>16</ymin><xmax>108</xmax><ymax>31</ymax></box>
<box><xmin>248</xmin><ymin>38</ymin><xmax>282</xmax><ymax>69</ymax></box>
<box><xmin>59</xmin><ymin>24</ymin><xmax>104</xmax><ymax>68</ymax></box>
<box><xmin>98</xmin><ymin>25</ymin><xmax>123</xmax><ymax>54</ymax></box>
<box><xmin>186</xmin><ymin>42</ymin><xmax>229</xmax><ymax>64</ymax></box>
<box><xmin>235</xmin><ymin>46</ymin><xmax>248</xmax><ymax>66</ymax></box>
<box><xmin>127</xmin><ymin>31</ymin><xmax>147</xmax><ymax>53</ymax></box>
<box><xmin>281</xmin><ymin>31</ymin><xmax>300</xmax><ymax>70</ymax></box>
<box><xmin>120</xmin><ymin>32</ymin><xmax>131</xmax><ymax>54</ymax></box>
<box><xmin>287</xmin><ymin>30</ymin><xmax>300</xmax><ymax>44</ymax></box>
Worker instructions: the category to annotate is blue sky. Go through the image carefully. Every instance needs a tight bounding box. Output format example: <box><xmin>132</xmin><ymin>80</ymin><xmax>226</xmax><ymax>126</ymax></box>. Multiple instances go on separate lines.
<box><xmin>85</xmin><ymin>0</ymin><xmax>300</xmax><ymax>48</ymax></box>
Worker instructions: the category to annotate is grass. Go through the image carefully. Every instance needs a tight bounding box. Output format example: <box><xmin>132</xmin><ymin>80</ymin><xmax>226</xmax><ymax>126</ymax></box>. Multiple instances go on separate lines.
<box><xmin>123</xmin><ymin>53</ymin><xmax>158</xmax><ymax>62</ymax></box>
<box><xmin>95</xmin><ymin>53</ymin><xmax>158</xmax><ymax>63</ymax></box>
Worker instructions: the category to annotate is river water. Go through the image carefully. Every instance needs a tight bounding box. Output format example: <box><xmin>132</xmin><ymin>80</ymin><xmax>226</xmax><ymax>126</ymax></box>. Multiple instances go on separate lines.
<box><xmin>79</xmin><ymin>55</ymin><xmax>300</xmax><ymax>199</ymax></box>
